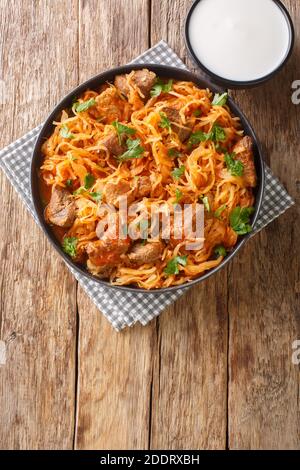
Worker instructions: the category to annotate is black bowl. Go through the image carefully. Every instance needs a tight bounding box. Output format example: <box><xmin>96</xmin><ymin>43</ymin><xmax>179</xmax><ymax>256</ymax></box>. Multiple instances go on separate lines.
<box><xmin>185</xmin><ymin>0</ymin><xmax>295</xmax><ymax>89</ymax></box>
<box><xmin>31</xmin><ymin>64</ymin><xmax>265</xmax><ymax>293</ymax></box>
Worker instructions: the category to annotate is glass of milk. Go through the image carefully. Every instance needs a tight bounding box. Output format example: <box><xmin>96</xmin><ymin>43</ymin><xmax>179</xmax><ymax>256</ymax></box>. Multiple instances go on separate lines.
<box><xmin>185</xmin><ymin>0</ymin><xmax>294</xmax><ymax>88</ymax></box>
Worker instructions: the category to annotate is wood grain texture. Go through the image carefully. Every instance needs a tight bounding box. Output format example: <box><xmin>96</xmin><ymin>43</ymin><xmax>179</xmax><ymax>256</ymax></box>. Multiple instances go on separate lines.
<box><xmin>150</xmin><ymin>279</ymin><xmax>228</xmax><ymax>450</ymax></box>
<box><xmin>228</xmin><ymin>0</ymin><xmax>300</xmax><ymax>450</ymax></box>
<box><xmin>74</xmin><ymin>0</ymin><xmax>155</xmax><ymax>450</ymax></box>
<box><xmin>151</xmin><ymin>0</ymin><xmax>193</xmax><ymax>69</ymax></box>
<box><xmin>149</xmin><ymin>0</ymin><xmax>228</xmax><ymax>450</ymax></box>
<box><xmin>0</xmin><ymin>0</ymin><xmax>78</xmax><ymax>449</ymax></box>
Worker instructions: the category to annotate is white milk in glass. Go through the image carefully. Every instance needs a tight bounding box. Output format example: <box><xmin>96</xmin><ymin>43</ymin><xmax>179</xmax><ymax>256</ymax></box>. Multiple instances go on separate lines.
<box><xmin>188</xmin><ymin>0</ymin><xmax>290</xmax><ymax>81</ymax></box>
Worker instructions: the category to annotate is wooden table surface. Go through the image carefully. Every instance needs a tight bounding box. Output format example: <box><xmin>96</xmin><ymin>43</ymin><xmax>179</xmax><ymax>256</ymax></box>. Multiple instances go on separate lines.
<box><xmin>0</xmin><ymin>0</ymin><xmax>299</xmax><ymax>450</ymax></box>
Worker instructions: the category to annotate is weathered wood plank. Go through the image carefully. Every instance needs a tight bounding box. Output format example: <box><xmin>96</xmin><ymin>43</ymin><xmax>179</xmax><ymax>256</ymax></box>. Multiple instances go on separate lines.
<box><xmin>150</xmin><ymin>279</ymin><xmax>228</xmax><ymax>450</ymax></box>
<box><xmin>228</xmin><ymin>0</ymin><xmax>300</xmax><ymax>450</ymax></box>
<box><xmin>150</xmin><ymin>0</ymin><xmax>228</xmax><ymax>450</ymax></box>
<box><xmin>151</xmin><ymin>0</ymin><xmax>194</xmax><ymax>70</ymax></box>
<box><xmin>74</xmin><ymin>0</ymin><xmax>155</xmax><ymax>450</ymax></box>
<box><xmin>0</xmin><ymin>0</ymin><xmax>78</xmax><ymax>449</ymax></box>
<box><xmin>75</xmin><ymin>315</ymin><xmax>155</xmax><ymax>449</ymax></box>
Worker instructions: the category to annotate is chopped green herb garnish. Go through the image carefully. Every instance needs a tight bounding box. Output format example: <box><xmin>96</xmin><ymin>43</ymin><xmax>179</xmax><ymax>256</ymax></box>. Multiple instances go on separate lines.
<box><xmin>214</xmin><ymin>245</ymin><xmax>227</xmax><ymax>257</ymax></box>
<box><xmin>167</xmin><ymin>148</ymin><xmax>180</xmax><ymax>158</ymax></box>
<box><xmin>164</xmin><ymin>255</ymin><xmax>187</xmax><ymax>275</ymax></box>
<box><xmin>212</xmin><ymin>92</ymin><xmax>228</xmax><ymax>106</ymax></box>
<box><xmin>200</xmin><ymin>195</ymin><xmax>210</xmax><ymax>212</ymax></box>
<box><xmin>84</xmin><ymin>173</ymin><xmax>95</xmax><ymax>189</ymax></box>
<box><xmin>117</xmin><ymin>138</ymin><xmax>145</xmax><ymax>161</ymax></box>
<box><xmin>193</xmin><ymin>109</ymin><xmax>202</xmax><ymax>117</ymax></box>
<box><xmin>62</xmin><ymin>237</ymin><xmax>78</xmax><ymax>258</ymax></box>
<box><xmin>211</xmin><ymin>124</ymin><xmax>226</xmax><ymax>142</ymax></box>
<box><xmin>188</xmin><ymin>130</ymin><xmax>207</xmax><ymax>146</ymax></box>
<box><xmin>230</xmin><ymin>206</ymin><xmax>255</xmax><ymax>235</ymax></box>
<box><xmin>171</xmin><ymin>165</ymin><xmax>185</xmax><ymax>180</ymax></box>
<box><xmin>224</xmin><ymin>152</ymin><xmax>244</xmax><ymax>177</ymax></box>
<box><xmin>175</xmin><ymin>188</ymin><xmax>183</xmax><ymax>203</ymax></box>
<box><xmin>73</xmin><ymin>187</ymin><xmax>85</xmax><ymax>196</ymax></box>
<box><xmin>159</xmin><ymin>112</ymin><xmax>172</xmax><ymax>130</ymax></box>
<box><xmin>60</xmin><ymin>124</ymin><xmax>74</xmax><ymax>139</ymax></box>
<box><xmin>188</xmin><ymin>124</ymin><xmax>226</xmax><ymax>147</ymax></box>
<box><xmin>150</xmin><ymin>78</ymin><xmax>173</xmax><ymax>97</ymax></box>
<box><xmin>214</xmin><ymin>204</ymin><xmax>226</xmax><ymax>219</ymax></box>
<box><xmin>90</xmin><ymin>191</ymin><xmax>102</xmax><ymax>202</ymax></box>
<box><xmin>112</xmin><ymin>120</ymin><xmax>135</xmax><ymax>144</ymax></box>
<box><xmin>66</xmin><ymin>179</ymin><xmax>73</xmax><ymax>187</ymax></box>
<box><xmin>73</xmin><ymin>98</ymin><xmax>96</xmax><ymax>113</ymax></box>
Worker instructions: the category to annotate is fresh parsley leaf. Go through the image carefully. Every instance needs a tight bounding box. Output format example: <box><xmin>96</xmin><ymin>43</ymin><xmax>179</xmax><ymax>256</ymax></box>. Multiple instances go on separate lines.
<box><xmin>150</xmin><ymin>78</ymin><xmax>173</xmax><ymax>97</ymax></box>
<box><xmin>66</xmin><ymin>179</ymin><xmax>73</xmax><ymax>187</ymax></box>
<box><xmin>230</xmin><ymin>206</ymin><xmax>255</xmax><ymax>235</ymax></box>
<box><xmin>73</xmin><ymin>187</ymin><xmax>85</xmax><ymax>196</ymax></box>
<box><xmin>159</xmin><ymin>112</ymin><xmax>172</xmax><ymax>131</ymax></box>
<box><xmin>193</xmin><ymin>109</ymin><xmax>202</xmax><ymax>117</ymax></box>
<box><xmin>73</xmin><ymin>98</ymin><xmax>96</xmax><ymax>113</ymax></box>
<box><xmin>214</xmin><ymin>245</ymin><xmax>227</xmax><ymax>257</ymax></box>
<box><xmin>164</xmin><ymin>255</ymin><xmax>187</xmax><ymax>275</ymax></box>
<box><xmin>175</xmin><ymin>188</ymin><xmax>183</xmax><ymax>203</ymax></box>
<box><xmin>162</xmin><ymin>79</ymin><xmax>173</xmax><ymax>93</ymax></box>
<box><xmin>211</xmin><ymin>124</ymin><xmax>226</xmax><ymax>142</ymax></box>
<box><xmin>84</xmin><ymin>173</ymin><xmax>95</xmax><ymax>189</ymax></box>
<box><xmin>188</xmin><ymin>124</ymin><xmax>226</xmax><ymax>147</ymax></box>
<box><xmin>200</xmin><ymin>195</ymin><xmax>210</xmax><ymax>212</ymax></box>
<box><xmin>150</xmin><ymin>82</ymin><xmax>162</xmax><ymax>98</ymax></box>
<box><xmin>171</xmin><ymin>165</ymin><xmax>185</xmax><ymax>180</ymax></box>
<box><xmin>224</xmin><ymin>152</ymin><xmax>244</xmax><ymax>177</ymax></box>
<box><xmin>112</xmin><ymin>121</ymin><xmax>135</xmax><ymax>144</ymax></box>
<box><xmin>60</xmin><ymin>124</ymin><xmax>74</xmax><ymax>139</ymax></box>
<box><xmin>214</xmin><ymin>204</ymin><xmax>226</xmax><ymax>219</ymax></box>
<box><xmin>90</xmin><ymin>191</ymin><xmax>102</xmax><ymax>202</ymax></box>
<box><xmin>212</xmin><ymin>92</ymin><xmax>228</xmax><ymax>106</ymax></box>
<box><xmin>62</xmin><ymin>237</ymin><xmax>78</xmax><ymax>258</ymax></box>
<box><xmin>117</xmin><ymin>138</ymin><xmax>145</xmax><ymax>161</ymax></box>
<box><xmin>188</xmin><ymin>130</ymin><xmax>207</xmax><ymax>146</ymax></box>
<box><xmin>167</xmin><ymin>148</ymin><xmax>180</xmax><ymax>158</ymax></box>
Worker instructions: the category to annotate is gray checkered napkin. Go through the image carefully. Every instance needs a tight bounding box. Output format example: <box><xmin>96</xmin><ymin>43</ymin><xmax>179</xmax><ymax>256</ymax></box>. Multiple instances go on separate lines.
<box><xmin>0</xmin><ymin>41</ymin><xmax>295</xmax><ymax>331</ymax></box>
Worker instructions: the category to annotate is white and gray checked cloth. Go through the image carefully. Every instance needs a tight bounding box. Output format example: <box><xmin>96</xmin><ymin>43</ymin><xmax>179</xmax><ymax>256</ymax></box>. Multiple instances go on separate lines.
<box><xmin>0</xmin><ymin>41</ymin><xmax>295</xmax><ymax>331</ymax></box>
